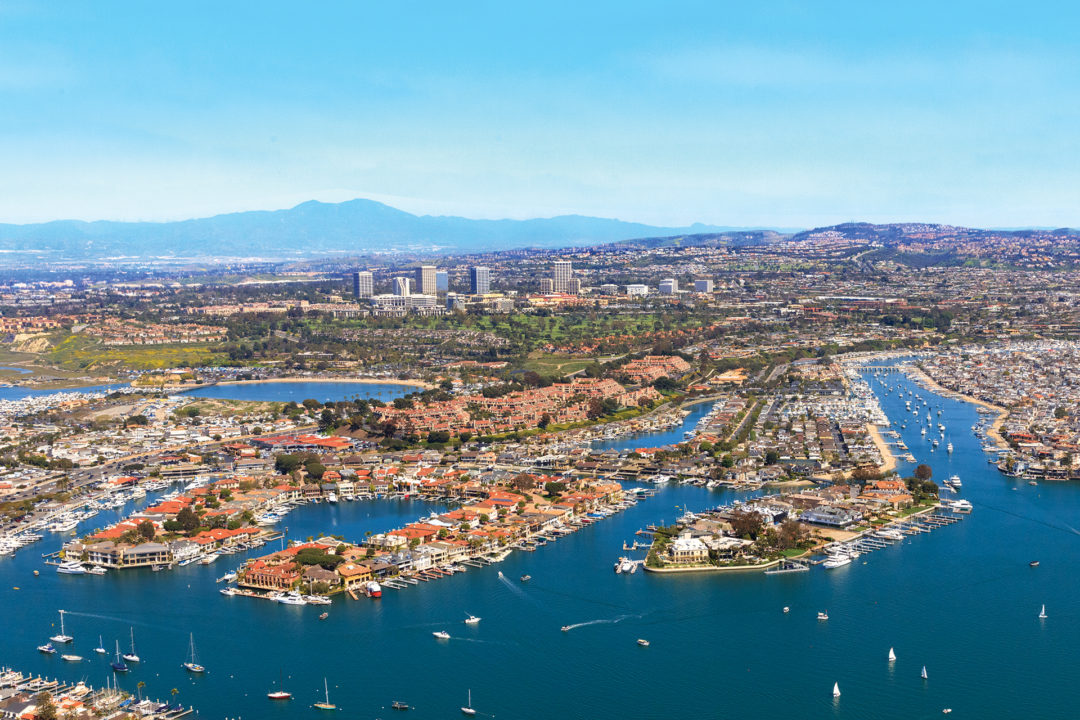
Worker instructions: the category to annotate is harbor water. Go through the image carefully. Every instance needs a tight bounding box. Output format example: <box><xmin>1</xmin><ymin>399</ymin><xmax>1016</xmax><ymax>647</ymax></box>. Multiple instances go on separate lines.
<box><xmin>1</xmin><ymin>364</ymin><xmax>1077</xmax><ymax>718</ymax></box>
<box><xmin>180</xmin><ymin>380</ymin><xmax>421</xmax><ymax>404</ymax></box>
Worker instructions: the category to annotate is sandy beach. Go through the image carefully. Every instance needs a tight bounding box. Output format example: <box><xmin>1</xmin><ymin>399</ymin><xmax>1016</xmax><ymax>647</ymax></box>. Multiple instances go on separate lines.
<box><xmin>867</xmin><ymin>422</ymin><xmax>899</xmax><ymax>473</ymax></box>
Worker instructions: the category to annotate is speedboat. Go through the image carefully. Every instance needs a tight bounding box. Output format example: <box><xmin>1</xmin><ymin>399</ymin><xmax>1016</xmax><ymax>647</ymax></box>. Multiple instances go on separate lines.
<box><xmin>391</xmin><ymin>701</ymin><xmax>409</xmax><ymax>710</ymax></box>
<box><xmin>817</xmin><ymin>611</ymin><xmax>829</xmax><ymax>621</ymax></box>
<box><xmin>432</xmin><ymin>631</ymin><xmax>450</xmax><ymax>640</ymax></box>
<box><xmin>520</xmin><ymin>575</ymin><xmax>531</xmax><ymax>582</ymax></box>
<box><xmin>365</xmin><ymin>581</ymin><xmax>382</xmax><ymax>598</ymax></box>
<box><xmin>636</xmin><ymin>638</ymin><xmax>650</xmax><ymax>647</ymax></box>
<box><xmin>561</xmin><ymin>625</ymin><xmax>572</xmax><ymax>632</ymax></box>
<box><xmin>61</xmin><ymin>654</ymin><xmax>82</xmax><ymax>662</ymax></box>
<box><xmin>464</xmin><ymin>614</ymin><xmax>481</xmax><ymax>625</ymax></box>
<box><xmin>37</xmin><ymin>643</ymin><xmax>56</xmax><ymax>654</ymax></box>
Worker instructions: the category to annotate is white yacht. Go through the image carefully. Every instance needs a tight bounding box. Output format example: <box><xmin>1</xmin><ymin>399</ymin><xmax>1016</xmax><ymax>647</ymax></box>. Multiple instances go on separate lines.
<box><xmin>56</xmin><ymin>560</ymin><xmax>86</xmax><ymax>575</ymax></box>
<box><xmin>823</xmin><ymin>553</ymin><xmax>852</xmax><ymax>569</ymax></box>
<box><xmin>432</xmin><ymin>630</ymin><xmax>451</xmax><ymax>640</ymax></box>
<box><xmin>275</xmin><ymin>590</ymin><xmax>308</xmax><ymax>605</ymax></box>
<box><xmin>464</xmin><ymin>614</ymin><xmax>481</xmax><ymax>625</ymax></box>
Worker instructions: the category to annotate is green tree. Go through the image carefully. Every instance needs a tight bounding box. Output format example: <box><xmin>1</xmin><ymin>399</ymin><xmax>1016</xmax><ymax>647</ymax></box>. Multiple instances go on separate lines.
<box><xmin>914</xmin><ymin>463</ymin><xmax>933</xmax><ymax>481</ymax></box>
<box><xmin>137</xmin><ymin>520</ymin><xmax>156</xmax><ymax>541</ymax></box>
<box><xmin>35</xmin><ymin>693</ymin><xmax>57</xmax><ymax>720</ymax></box>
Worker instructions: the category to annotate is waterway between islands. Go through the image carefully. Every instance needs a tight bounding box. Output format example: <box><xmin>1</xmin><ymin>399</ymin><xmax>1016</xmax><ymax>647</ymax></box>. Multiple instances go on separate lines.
<box><xmin>1</xmin><ymin>363</ymin><xmax>1077</xmax><ymax>718</ymax></box>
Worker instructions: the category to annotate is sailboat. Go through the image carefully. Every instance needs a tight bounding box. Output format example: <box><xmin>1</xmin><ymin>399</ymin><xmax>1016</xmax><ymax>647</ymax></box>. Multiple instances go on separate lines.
<box><xmin>461</xmin><ymin>689</ymin><xmax>476</xmax><ymax>716</ymax></box>
<box><xmin>49</xmin><ymin>610</ymin><xmax>73</xmax><ymax>643</ymax></box>
<box><xmin>267</xmin><ymin>669</ymin><xmax>291</xmax><ymax>700</ymax></box>
<box><xmin>888</xmin><ymin>647</ymin><xmax>896</xmax><ymax>662</ymax></box>
<box><xmin>921</xmin><ymin>666</ymin><xmax>928</xmax><ymax>680</ymax></box>
<box><xmin>123</xmin><ymin>627</ymin><xmax>141</xmax><ymax>663</ymax></box>
<box><xmin>832</xmin><ymin>682</ymin><xmax>841</xmax><ymax>698</ymax></box>
<box><xmin>94</xmin><ymin>636</ymin><xmax>107</xmax><ymax>654</ymax></box>
<box><xmin>182</xmin><ymin>633</ymin><xmax>205</xmax><ymax>673</ymax></box>
<box><xmin>111</xmin><ymin>640</ymin><xmax>129</xmax><ymax>673</ymax></box>
<box><xmin>313</xmin><ymin>677</ymin><xmax>337</xmax><ymax>710</ymax></box>
<box><xmin>1039</xmin><ymin>604</ymin><xmax>1047</xmax><ymax>619</ymax></box>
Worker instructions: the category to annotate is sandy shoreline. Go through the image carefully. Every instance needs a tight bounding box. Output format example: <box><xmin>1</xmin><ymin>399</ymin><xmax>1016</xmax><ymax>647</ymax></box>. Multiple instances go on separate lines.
<box><xmin>866</xmin><ymin>422</ymin><xmax>899</xmax><ymax>473</ymax></box>
<box><xmin>905</xmin><ymin>366</ymin><xmax>1010</xmax><ymax>450</ymax></box>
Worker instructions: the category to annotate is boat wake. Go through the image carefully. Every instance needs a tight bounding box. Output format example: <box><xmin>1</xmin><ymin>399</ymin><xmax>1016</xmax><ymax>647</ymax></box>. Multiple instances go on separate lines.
<box><xmin>560</xmin><ymin>613</ymin><xmax>640</xmax><ymax>632</ymax></box>
<box><xmin>62</xmin><ymin>611</ymin><xmax>160</xmax><ymax>630</ymax></box>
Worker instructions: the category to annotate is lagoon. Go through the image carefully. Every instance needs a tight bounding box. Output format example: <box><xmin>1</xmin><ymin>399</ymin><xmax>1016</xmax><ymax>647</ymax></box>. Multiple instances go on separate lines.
<box><xmin>1</xmin><ymin>363</ymin><xmax>1077</xmax><ymax>718</ymax></box>
<box><xmin>180</xmin><ymin>380</ymin><xmax>421</xmax><ymax>404</ymax></box>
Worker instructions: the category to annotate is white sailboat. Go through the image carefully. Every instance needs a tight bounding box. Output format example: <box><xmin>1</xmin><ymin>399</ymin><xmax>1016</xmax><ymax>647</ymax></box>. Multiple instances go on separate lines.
<box><xmin>182</xmin><ymin>633</ymin><xmax>205</xmax><ymax>673</ymax></box>
<box><xmin>94</xmin><ymin>635</ymin><xmax>107</xmax><ymax>654</ymax></box>
<box><xmin>1039</xmin><ymin>604</ymin><xmax>1047</xmax><ymax>619</ymax></box>
<box><xmin>50</xmin><ymin>610</ymin><xmax>73</xmax><ymax>644</ymax></box>
<box><xmin>123</xmin><ymin>627</ymin><xmax>141</xmax><ymax>663</ymax></box>
<box><xmin>832</xmin><ymin>682</ymin><xmax>841</xmax><ymax>698</ymax></box>
<box><xmin>921</xmin><ymin>666</ymin><xmax>928</xmax><ymax>680</ymax></box>
<box><xmin>888</xmin><ymin>647</ymin><xmax>896</xmax><ymax>662</ymax></box>
<box><xmin>313</xmin><ymin>677</ymin><xmax>336</xmax><ymax>710</ymax></box>
<box><xmin>461</xmin><ymin>689</ymin><xmax>476</xmax><ymax>716</ymax></box>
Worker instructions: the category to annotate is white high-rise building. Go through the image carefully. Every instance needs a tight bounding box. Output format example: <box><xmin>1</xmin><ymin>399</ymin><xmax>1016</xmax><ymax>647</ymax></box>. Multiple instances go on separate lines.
<box><xmin>553</xmin><ymin>260</ymin><xmax>572</xmax><ymax>293</ymax></box>
<box><xmin>694</xmin><ymin>279</ymin><xmax>714</xmax><ymax>294</ymax></box>
<box><xmin>470</xmin><ymin>266</ymin><xmax>491</xmax><ymax>294</ymax></box>
<box><xmin>353</xmin><ymin>271</ymin><xmax>373</xmax><ymax>299</ymax></box>
<box><xmin>626</xmin><ymin>284</ymin><xmax>648</xmax><ymax>296</ymax></box>
<box><xmin>393</xmin><ymin>277</ymin><xmax>412</xmax><ymax>296</ymax></box>
<box><xmin>659</xmin><ymin>278</ymin><xmax>678</xmax><ymax>295</ymax></box>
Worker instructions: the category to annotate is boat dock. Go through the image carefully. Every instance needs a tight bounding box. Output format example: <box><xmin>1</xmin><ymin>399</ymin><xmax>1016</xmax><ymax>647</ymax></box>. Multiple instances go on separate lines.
<box><xmin>821</xmin><ymin>507</ymin><xmax>966</xmax><ymax>563</ymax></box>
<box><xmin>0</xmin><ymin>665</ymin><xmax>196</xmax><ymax>720</ymax></box>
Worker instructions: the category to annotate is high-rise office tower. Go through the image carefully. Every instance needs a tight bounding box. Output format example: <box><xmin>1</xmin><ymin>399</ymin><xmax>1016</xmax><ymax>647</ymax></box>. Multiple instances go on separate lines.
<box><xmin>659</xmin><ymin>278</ymin><xmax>678</xmax><ymax>295</ymax></box>
<box><xmin>553</xmin><ymin>260</ymin><xmax>572</xmax><ymax>293</ymax></box>
<box><xmin>694</xmin><ymin>279</ymin><xmax>714</xmax><ymax>293</ymax></box>
<box><xmin>539</xmin><ymin>278</ymin><xmax>554</xmax><ymax>293</ymax></box>
<box><xmin>567</xmin><ymin>278</ymin><xmax>581</xmax><ymax>295</ymax></box>
<box><xmin>353</xmin><ymin>271</ymin><xmax>373</xmax><ymax>298</ymax></box>
<box><xmin>470</xmin><ymin>266</ymin><xmax>491</xmax><ymax>295</ymax></box>
<box><xmin>435</xmin><ymin>271</ymin><xmax>449</xmax><ymax>293</ymax></box>
<box><xmin>393</xmin><ymin>277</ymin><xmax>411</xmax><ymax>296</ymax></box>
<box><xmin>415</xmin><ymin>265</ymin><xmax>437</xmax><ymax>295</ymax></box>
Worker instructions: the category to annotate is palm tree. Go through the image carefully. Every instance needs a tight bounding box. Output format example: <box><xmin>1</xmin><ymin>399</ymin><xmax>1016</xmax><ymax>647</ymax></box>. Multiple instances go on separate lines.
<box><xmin>171</xmin><ymin>688</ymin><xmax>179</xmax><ymax>705</ymax></box>
<box><xmin>136</xmin><ymin>681</ymin><xmax>145</xmax><ymax>702</ymax></box>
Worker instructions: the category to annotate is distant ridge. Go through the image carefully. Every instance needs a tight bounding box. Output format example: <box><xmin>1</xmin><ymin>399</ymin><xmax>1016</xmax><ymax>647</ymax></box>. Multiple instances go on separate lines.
<box><xmin>0</xmin><ymin>198</ymin><xmax>785</xmax><ymax>261</ymax></box>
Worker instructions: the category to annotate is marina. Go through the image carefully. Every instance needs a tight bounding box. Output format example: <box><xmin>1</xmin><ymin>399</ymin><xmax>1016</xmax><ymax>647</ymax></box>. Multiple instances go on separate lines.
<box><xmin>0</xmin><ymin>364</ymin><xmax>1077</xmax><ymax>719</ymax></box>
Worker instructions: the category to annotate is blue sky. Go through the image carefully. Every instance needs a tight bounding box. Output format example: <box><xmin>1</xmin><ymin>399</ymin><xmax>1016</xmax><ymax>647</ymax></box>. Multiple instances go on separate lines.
<box><xmin>1</xmin><ymin>1</ymin><xmax>1078</xmax><ymax>227</ymax></box>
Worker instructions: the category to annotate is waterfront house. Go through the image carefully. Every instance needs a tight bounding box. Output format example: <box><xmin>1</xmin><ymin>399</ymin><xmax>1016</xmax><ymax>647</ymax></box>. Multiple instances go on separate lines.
<box><xmin>667</xmin><ymin>531</ymin><xmax>709</xmax><ymax>564</ymax></box>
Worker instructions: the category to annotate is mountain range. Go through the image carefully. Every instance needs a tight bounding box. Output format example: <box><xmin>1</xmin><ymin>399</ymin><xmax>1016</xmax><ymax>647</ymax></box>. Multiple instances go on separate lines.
<box><xmin>0</xmin><ymin>199</ymin><xmax>785</xmax><ymax>262</ymax></box>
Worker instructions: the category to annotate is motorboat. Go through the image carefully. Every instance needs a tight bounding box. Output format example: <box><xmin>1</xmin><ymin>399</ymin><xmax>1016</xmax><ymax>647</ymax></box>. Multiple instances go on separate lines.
<box><xmin>464</xmin><ymin>614</ymin><xmax>481</xmax><ymax>625</ymax></box>
<box><xmin>817</xmin><ymin>611</ymin><xmax>829</xmax><ymax>621</ymax></box>
<box><xmin>61</xmin><ymin>654</ymin><xmax>82</xmax><ymax>662</ymax></box>
<box><xmin>37</xmin><ymin>643</ymin><xmax>56</xmax><ymax>654</ymax></box>
<box><xmin>432</xmin><ymin>631</ymin><xmax>451</xmax><ymax>640</ymax></box>
<box><xmin>520</xmin><ymin>575</ymin><xmax>531</xmax><ymax>582</ymax></box>
<box><xmin>948</xmin><ymin>475</ymin><xmax>962</xmax><ymax>487</ymax></box>
<box><xmin>636</xmin><ymin>638</ymin><xmax>650</xmax><ymax>647</ymax></box>
<box><xmin>391</xmin><ymin>701</ymin><xmax>409</xmax><ymax>710</ymax></box>
<box><xmin>561</xmin><ymin>625</ymin><xmax>572</xmax><ymax>632</ymax></box>
<box><xmin>365</xmin><ymin>581</ymin><xmax>382</xmax><ymax>598</ymax></box>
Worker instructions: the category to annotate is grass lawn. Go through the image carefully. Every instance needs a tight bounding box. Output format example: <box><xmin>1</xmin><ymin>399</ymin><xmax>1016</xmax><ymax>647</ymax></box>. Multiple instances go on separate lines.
<box><xmin>47</xmin><ymin>333</ymin><xmax>225</xmax><ymax>371</ymax></box>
